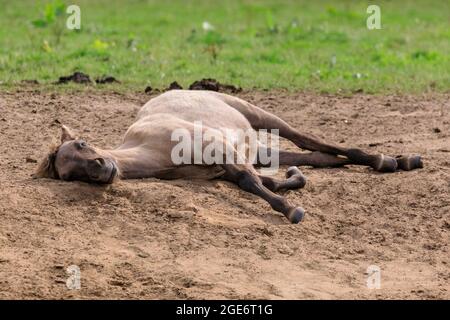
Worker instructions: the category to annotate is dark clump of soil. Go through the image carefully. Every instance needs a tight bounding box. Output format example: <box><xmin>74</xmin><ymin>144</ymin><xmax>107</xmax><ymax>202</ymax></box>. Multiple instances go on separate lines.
<box><xmin>166</xmin><ymin>81</ymin><xmax>183</xmax><ymax>91</ymax></box>
<box><xmin>352</xmin><ymin>88</ymin><xmax>364</xmax><ymax>94</ymax></box>
<box><xmin>95</xmin><ymin>76</ymin><xmax>120</xmax><ymax>84</ymax></box>
<box><xmin>25</xmin><ymin>157</ymin><xmax>37</xmax><ymax>163</ymax></box>
<box><xmin>188</xmin><ymin>78</ymin><xmax>241</xmax><ymax>93</ymax></box>
<box><xmin>144</xmin><ymin>86</ymin><xmax>153</xmax><ymax>94</ymax></box>
<box><xmin>144</xmin><ymin>86</ymin><xmax>161</xmax><ymax>94</ymax></box>
<box><xmin>57</xmin><ymin>72</ymin><xmax>92</xmax><ymax>84</ymax></box>
<box><xmin>149</xmin><ymin>79</ymin><xmax>241</xmax><ymax>94</ymax></box>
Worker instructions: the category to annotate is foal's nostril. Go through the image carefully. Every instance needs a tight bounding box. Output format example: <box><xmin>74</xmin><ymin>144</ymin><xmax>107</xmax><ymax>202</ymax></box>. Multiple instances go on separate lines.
<box><xmin>95</xmin><ymin>158</ymin><xmax>105</xmax><ymax>166</ymax></box>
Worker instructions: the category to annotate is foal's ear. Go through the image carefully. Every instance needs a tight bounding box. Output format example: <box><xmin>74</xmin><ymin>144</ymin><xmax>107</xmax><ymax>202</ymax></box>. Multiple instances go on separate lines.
<box><xmin>61</xmin><ymin>125</ymin><xmax>77</xmax><ymax>143</ymax></box>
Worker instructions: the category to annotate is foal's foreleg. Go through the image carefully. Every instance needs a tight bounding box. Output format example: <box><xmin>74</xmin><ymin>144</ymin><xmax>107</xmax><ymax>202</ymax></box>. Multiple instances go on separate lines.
<box><xmin>258</xmin><ymin>166</ymin><xmax>307</xmax><ymax>192</ymax></box>
<box><xmin>221</xmin><ymin>164</ymin><xmax>304</xmax><ymax>223</ymax></box>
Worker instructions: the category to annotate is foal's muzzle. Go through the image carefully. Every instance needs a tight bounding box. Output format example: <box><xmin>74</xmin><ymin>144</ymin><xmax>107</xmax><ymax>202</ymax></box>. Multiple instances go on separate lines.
<box><xmin>87</xmin><ymin>158</ymin><xmax>118</xmax><ymax>184</ymax></box>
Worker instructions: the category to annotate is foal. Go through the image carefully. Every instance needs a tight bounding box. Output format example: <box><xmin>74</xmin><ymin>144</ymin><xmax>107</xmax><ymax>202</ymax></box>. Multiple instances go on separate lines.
<box><xmin>35</xmin><ymin>90</ymin><xmax>422</xmax><ymax>223</ymax></box>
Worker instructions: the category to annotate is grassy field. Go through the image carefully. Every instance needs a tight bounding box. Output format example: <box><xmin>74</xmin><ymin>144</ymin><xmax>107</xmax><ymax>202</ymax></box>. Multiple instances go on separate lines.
<box><xmin>0</xmin><ymin>0</ymin><xmax>448</xmax><ymax>92</ymax></box>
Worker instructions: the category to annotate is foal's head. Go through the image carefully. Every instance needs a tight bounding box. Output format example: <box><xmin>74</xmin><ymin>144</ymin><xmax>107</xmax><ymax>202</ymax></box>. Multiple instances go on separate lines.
<box><xmin>34</xmin><ymin>126</ymin><xmax>118</xmax><ymax>184</ymax></box>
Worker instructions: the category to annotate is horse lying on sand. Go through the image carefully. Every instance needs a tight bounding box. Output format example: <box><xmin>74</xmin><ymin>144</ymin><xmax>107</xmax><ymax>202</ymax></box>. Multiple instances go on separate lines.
<box><xmin>34</xmin><ymin>90</ymin><xmax>423</xmax><ymax>223</ymax></box>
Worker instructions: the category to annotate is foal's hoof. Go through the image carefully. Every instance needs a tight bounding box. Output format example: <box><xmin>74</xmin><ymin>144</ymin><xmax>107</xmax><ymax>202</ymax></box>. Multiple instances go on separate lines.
<box><xmin>396</xmin><ymin>155</ymin><xmax>423</xmax><ymax>171</ymax></box>
<box><xmin>286</xmin><ymin>166</ymin><xmax>301</xmax><ymax>178</ymax></box>
<box><xmin>287</xmin><ymin>207</ymin><xmax>305</xmax><ymax>224</ymax></box>
<box><xmin>374</xmin><ymin>155</ymin><xmax>398</xmax><ymax>172</ymax></box>
<box><xmin>286</xmin><ymin>166</ymin><xmax>307</xmax><ymax>188</ymax></box>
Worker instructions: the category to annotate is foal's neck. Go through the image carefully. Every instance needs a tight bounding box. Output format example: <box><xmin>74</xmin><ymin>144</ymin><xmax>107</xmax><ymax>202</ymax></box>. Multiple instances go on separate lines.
<box><xmin>96</xmin><ymin>145</ymin><xmax>150</xmax><ymax>179</ymax></box>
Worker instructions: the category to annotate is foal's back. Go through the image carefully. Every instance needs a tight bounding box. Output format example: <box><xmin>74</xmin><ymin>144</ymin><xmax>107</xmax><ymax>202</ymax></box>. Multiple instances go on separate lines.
<box><xmin>137</xmin><ymin>90</ymin><xmax>252</xmax><ymax>131</ymax></box>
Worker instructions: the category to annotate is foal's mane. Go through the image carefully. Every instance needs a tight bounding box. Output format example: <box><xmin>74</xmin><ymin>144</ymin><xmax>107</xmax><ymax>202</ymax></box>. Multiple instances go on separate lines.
<box><xmin>33</xmin><ymin>141</ymin><xmax>61</xmax><ymax>179</ymax></box>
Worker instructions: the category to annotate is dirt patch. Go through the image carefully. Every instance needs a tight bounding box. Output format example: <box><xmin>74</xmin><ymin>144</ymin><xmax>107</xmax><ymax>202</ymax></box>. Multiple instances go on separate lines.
<box><xmin>166</xmin><ymin>81</ymin><xmax>183</xmax><ymax>91</ymax></box>
<box><xmin>95</xmin><ymin>76</ymin><xmax>120</xmax><ymax>84</ymax></box>
<box><xmin>56</xmin><ymin>72</ymin><xmax>92</xmax><ymax>84</ymax></box>
<box><xmin>144</xmin><ymin>86</ymin><xmax>154</xmax><ymax>94</ymax></box>
<box><xmin>189</xmin><ymin>78</ymin><xmax>241</xmax><ymax>93</ymax></box>
<box><xmin>144</xmin><ymin>79</ymin><xmax>241</xmax><ymax>94</ymax></box>
<box><xmin>0</xmin><ymin>90</ymin><xmax>448</xmax><ymax>299</ymax></box>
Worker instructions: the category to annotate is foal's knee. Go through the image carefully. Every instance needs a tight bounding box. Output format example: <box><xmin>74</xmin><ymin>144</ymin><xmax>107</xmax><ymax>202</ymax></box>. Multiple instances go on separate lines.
<box><xmin>236</xmin><ymin>170</ymin><xmax>260</xmax><ymax>192</ymax></box>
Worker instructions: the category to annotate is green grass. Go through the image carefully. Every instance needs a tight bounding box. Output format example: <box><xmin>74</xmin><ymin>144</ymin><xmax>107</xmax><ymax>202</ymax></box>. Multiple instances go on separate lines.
<box><xmin>0</xmin><ymin>0</ymin><xmax>449</xmax><ymax>93</ymax></box>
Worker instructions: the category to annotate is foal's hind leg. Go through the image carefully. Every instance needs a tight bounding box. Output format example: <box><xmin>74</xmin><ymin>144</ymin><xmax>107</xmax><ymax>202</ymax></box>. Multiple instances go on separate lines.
<box><xmin>281</xmin><ymin>130</ymin><xmax>423</xmax><ymax>172</ymax></box>
<box><xmin>273</xmin><ymin>126</ymin><xmax>424</xmax><ymax>172</ymax></box>
<box><xmin>219</xmin><ymin>94</ymin><xmax>422</xmax><ymax>172</ymax></box>
<box><xmin>221</xmin><ymin>164</ymin><xmax>304</xmax><ymax>223</ymax></box>
<box><xmin>258</xmin><ymin>147</ymin><xmax>351</xmax><ymax>168</ymax></box>
<box><xmin>275</xmin><ymin>128</ymin><xmax>399</xmax><ymax>172</ymax></box>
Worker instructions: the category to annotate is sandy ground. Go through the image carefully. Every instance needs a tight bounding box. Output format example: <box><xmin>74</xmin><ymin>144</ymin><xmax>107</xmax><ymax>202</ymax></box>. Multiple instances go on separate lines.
<box><xmin>0</xmin><ymin>89</ymin><xmax>449</xmax><ymax>299</ymax></box>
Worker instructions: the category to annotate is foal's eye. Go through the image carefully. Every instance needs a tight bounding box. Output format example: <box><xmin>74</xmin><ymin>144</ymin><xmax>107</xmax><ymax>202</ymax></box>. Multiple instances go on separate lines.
<box><xmin>78</xmin><ymin>141</ymin><xmax>87</xmax><ymax>148</ymax></box>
